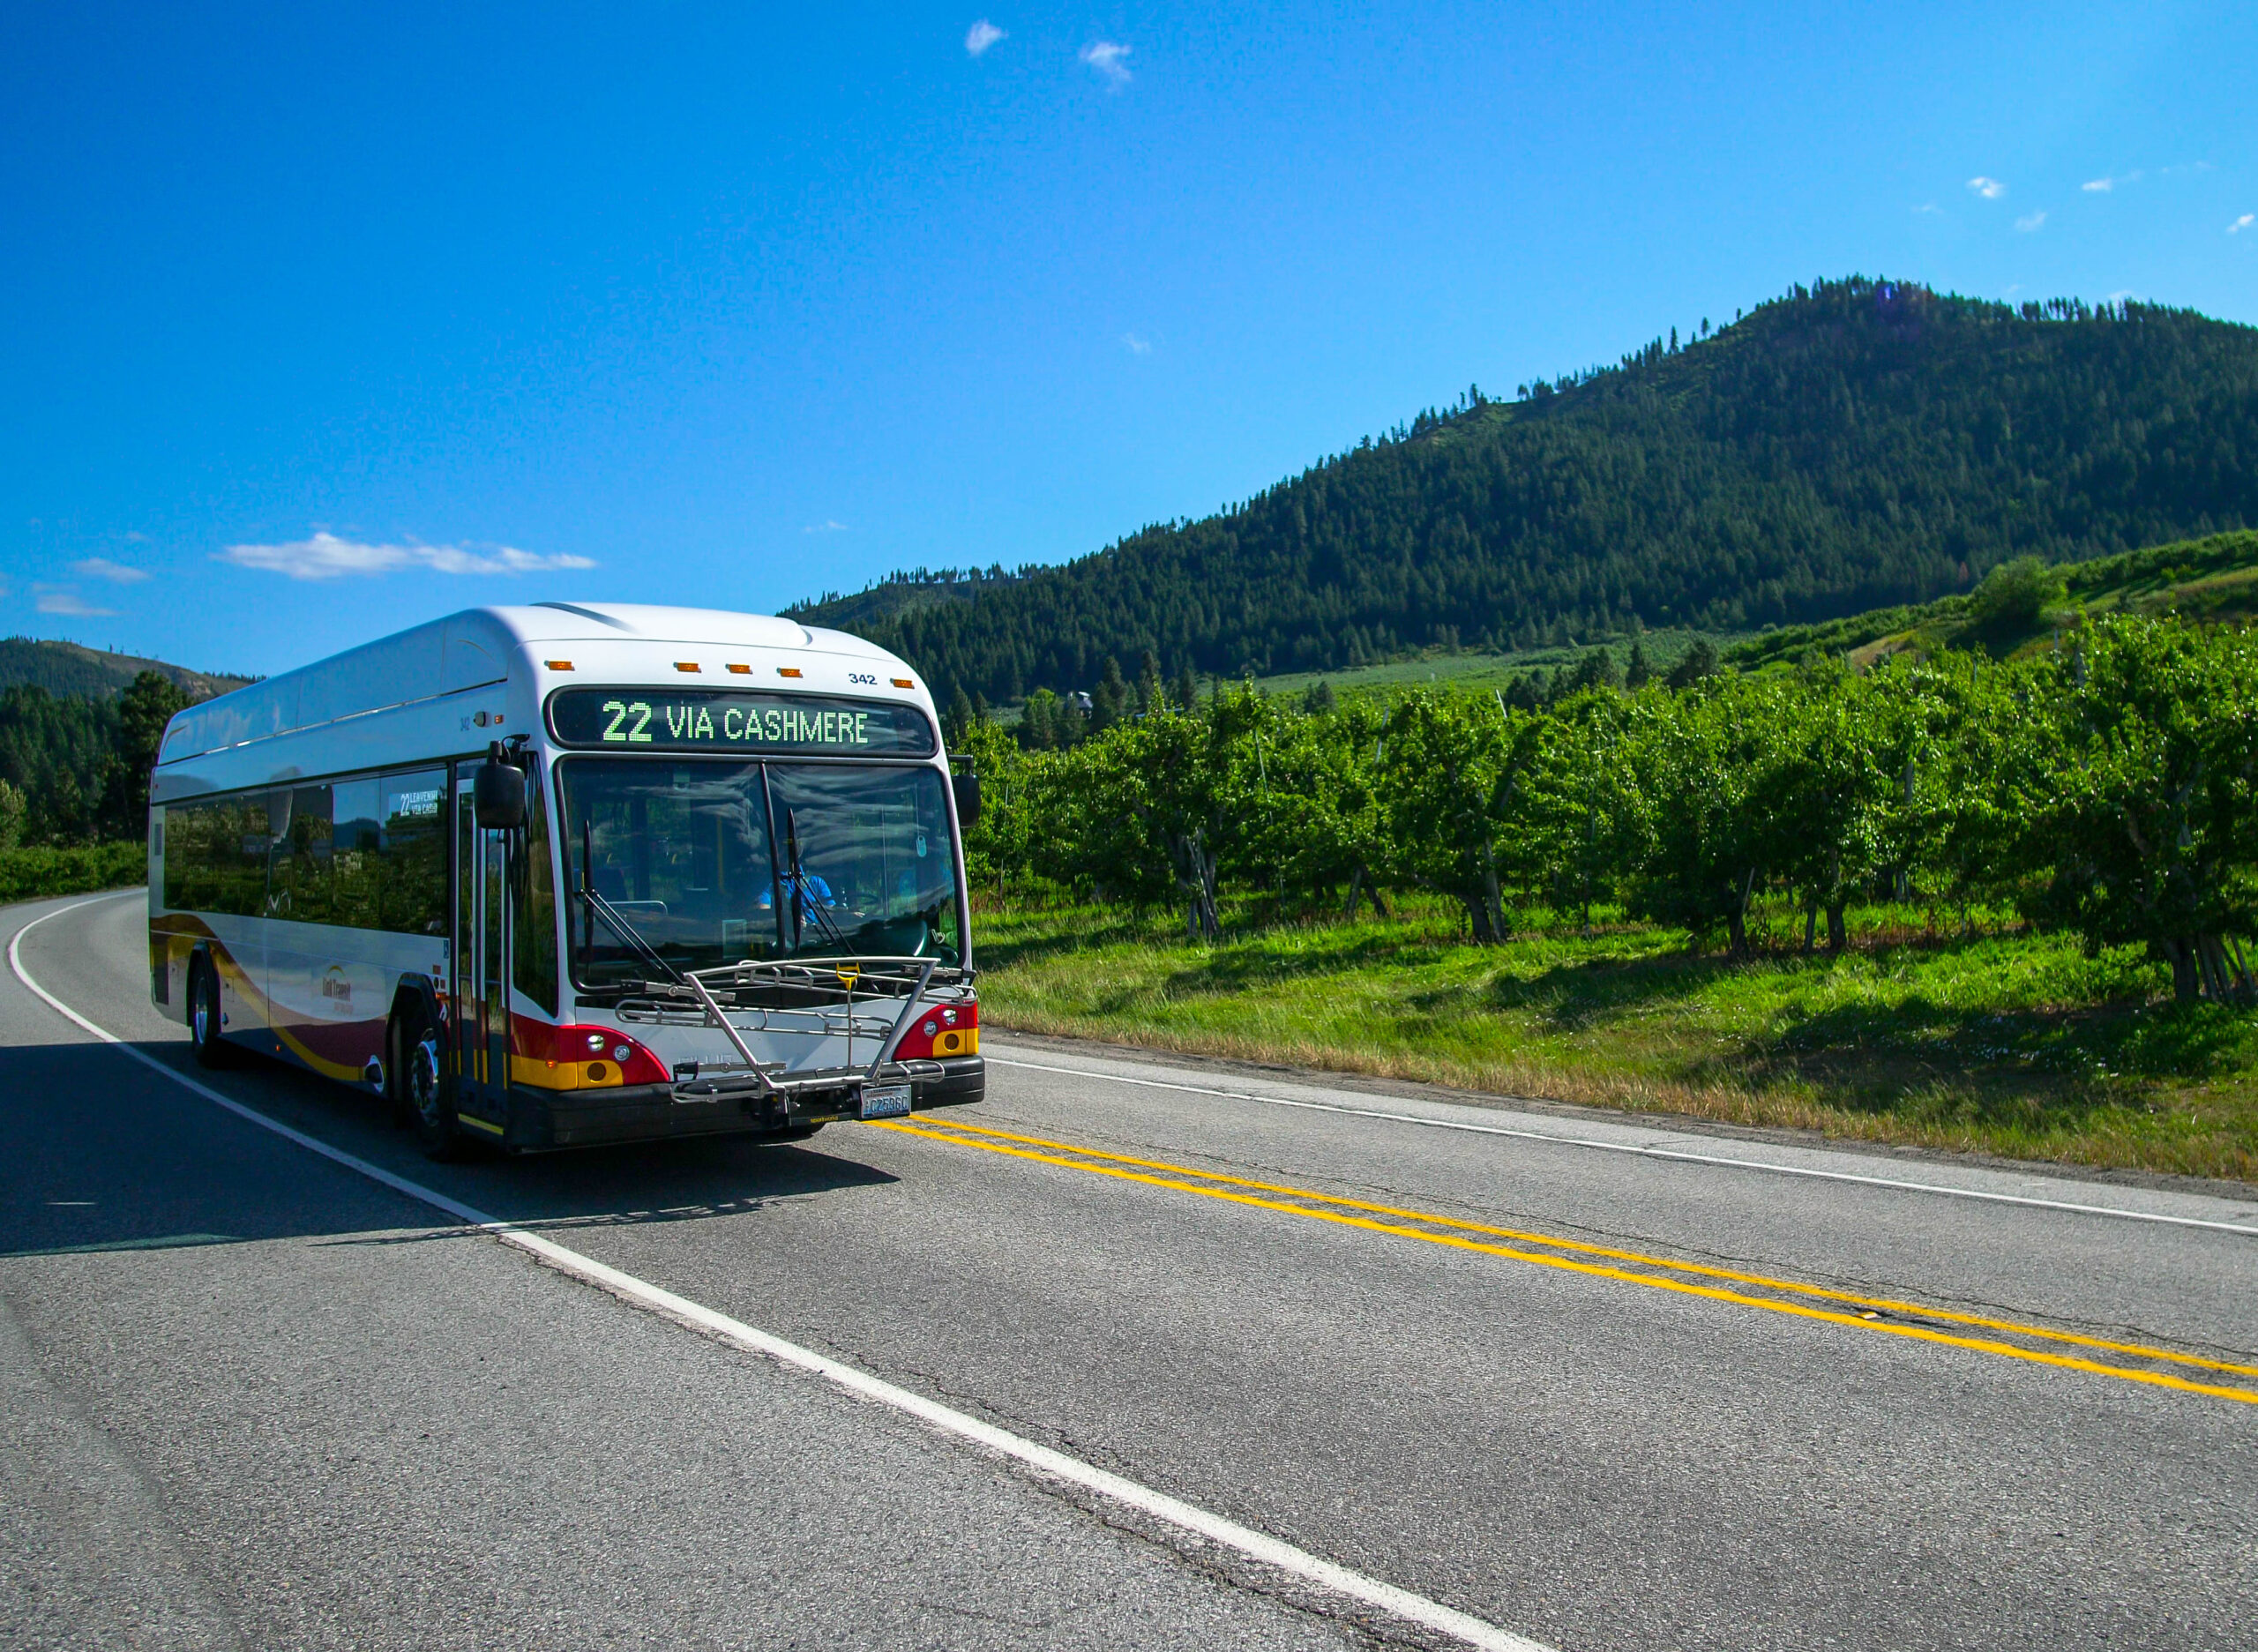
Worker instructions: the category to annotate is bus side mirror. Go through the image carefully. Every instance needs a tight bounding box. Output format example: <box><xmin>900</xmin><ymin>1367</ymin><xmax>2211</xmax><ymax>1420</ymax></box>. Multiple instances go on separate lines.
<box><xmin>952</xmin><ymin>769</ymin><xmax>982</xmax><ymax>829</ymax></box>
<box><xmin>475</xmin><ymin>757</ymin><xmax>527</xmax><ymax>831</ymax></box>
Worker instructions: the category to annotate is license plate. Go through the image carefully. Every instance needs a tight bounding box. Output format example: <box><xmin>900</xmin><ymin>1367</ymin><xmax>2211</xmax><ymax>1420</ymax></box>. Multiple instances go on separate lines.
<box><xmin>858</xmin><ymin>1083</ymin><xmax>912</xmax><ymax>1120</ymax></box>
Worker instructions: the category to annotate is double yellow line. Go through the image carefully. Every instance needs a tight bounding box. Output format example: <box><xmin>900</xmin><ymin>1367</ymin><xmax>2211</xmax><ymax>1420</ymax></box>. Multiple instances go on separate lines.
<box><xmin>873</xmin><ymin>1115</ymin><xmax>2258</xmax><ymax>1407</ymax></box>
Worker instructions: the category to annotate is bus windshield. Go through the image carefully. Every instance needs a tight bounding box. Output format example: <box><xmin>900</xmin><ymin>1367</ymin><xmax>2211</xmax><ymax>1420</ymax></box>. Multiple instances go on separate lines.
<box><xmin>557</xmin><ymin>758</ymin><xmax>961</xmax><ymax>989</ymax></box>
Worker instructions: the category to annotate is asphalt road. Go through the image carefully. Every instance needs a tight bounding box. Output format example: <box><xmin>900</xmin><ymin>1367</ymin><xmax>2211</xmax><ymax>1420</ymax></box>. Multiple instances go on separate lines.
<box><xmin>4</xmin><ymin>890</ymin><xmax>2254</xmax><ymax>1651</ymax></box>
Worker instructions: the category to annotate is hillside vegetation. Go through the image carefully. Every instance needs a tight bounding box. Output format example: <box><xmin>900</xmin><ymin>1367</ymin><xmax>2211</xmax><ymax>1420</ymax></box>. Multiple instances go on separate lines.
<box><xmin>1731</xmin><ymin>527</ymin><xmax>2258</xmax><ymax>670</ymax></box>
<box><xmin>0</xmin><ymin>636</ymin><xmax>247</xmax><ymax>859</ymax></box>
<box><xmin>0</xmin><ymin>670</ymin><xmax>202</xmax><ymax>852</ymax></box>
<box><xmin>796</xmin><ymin>277</ymin><xmax>2258</xmax><ymax>704</ymax></box>
<box><xmin>1216</xmin><ymin>526</ymin><xmax>2258</xmax><ymax>707</ymax></box>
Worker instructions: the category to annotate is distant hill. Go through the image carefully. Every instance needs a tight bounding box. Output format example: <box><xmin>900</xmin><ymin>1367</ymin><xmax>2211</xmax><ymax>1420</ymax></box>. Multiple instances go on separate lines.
<box><xmin>789</xmin><ymin>572</ymin><xmax>1010</xmax><ymax>633</ymax></box>
<box><xmin>0</xmin><ymin>638</ymin><xmax>252</xmax><ymax>702</ymax></box>
<box><xmin>793</xmin><ymin>277</ymin><xmax>2258</xmax><ymax>703</ymax></box>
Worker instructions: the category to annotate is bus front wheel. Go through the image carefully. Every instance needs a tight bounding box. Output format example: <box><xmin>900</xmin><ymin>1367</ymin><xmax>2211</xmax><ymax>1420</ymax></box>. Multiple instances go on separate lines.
<box><xmin>188</xmin><ymin>958</ymin><xmax>240</xmax><ymax>1070</ymax></box>
<box><xmin>393</xmin><ymin>1002</ymin><xmax>460</xmax><ymax>1160</ymax></box>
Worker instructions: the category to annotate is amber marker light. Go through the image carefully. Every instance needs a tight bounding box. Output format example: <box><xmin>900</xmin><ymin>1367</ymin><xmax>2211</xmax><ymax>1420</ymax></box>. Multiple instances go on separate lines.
<box><xmin>726</xmin><ymin>663</ymin><xmax>752</xmax><ymax>675</ymax></box>
<box><xmin>892</xmin><ymin>676</ymin><xmax>915</xmax><ymax>689</ymax></box>
<box><xmin>674</xmin><ymin>662</ymin><xmax>701</xmax><ymax>673</ymax></box>
<box><xmin>777</xmin><ymin>667</ymin><xmax>804</xmax><ymax>678</ymax></box>
<box><xmin>545</xmin><ymin>660</ymin><xmax>573</xmax><ymax>670</ymax></box>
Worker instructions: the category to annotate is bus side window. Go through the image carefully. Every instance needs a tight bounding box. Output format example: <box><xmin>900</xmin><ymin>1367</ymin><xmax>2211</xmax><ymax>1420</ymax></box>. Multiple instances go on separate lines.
<box><xmin>330</xmin><ymin>778</ymin><xmax>383</xmax><ymax>931</ymax></box>
<box><xmin>379</xmin><ymin>769</ymin><xmax>449</xmax><ymax>937</ymax></box>
<box><xmin>162</xmin><ymin>793</ymin><xmax>266</xmax><ymax>917</ymax></box>
<box><xmin>271</xmin><ymin>784</ymin><xmax>335</xmax><ymax>925</ymax></box>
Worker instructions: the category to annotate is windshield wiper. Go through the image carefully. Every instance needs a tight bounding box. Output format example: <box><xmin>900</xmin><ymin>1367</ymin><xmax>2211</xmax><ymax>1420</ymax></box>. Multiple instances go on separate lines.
<box><xmin>781</xmin><ymin>805</ymin><xmax>849</xmax><ymax>951</ymax></box>
<box><xmin>579</xmin><ymin>819</ymin><xmax>685</xmax><ymax>986</ymax></box>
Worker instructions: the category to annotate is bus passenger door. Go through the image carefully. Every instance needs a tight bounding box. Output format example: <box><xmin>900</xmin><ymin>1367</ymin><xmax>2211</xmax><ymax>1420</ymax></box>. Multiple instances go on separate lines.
<box><xmin>452</xmin><ymin>777</ymin><xmax>512</xmax><ymax>1133</ymax></box>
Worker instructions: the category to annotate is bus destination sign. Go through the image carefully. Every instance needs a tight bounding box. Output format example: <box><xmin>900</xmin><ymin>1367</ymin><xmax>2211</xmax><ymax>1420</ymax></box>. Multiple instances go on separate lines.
<box><xmin>548</xmin><ymin>688</ymin><xmax>936</xmax><ymax>757</ymax></box>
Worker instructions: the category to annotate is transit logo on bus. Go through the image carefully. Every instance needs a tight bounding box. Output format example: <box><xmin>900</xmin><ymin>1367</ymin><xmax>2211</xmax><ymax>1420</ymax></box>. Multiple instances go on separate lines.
<box><xmin>546</xmin><ymin>687</ymin><xmax>936</xmax><ymax>758</ymax></box>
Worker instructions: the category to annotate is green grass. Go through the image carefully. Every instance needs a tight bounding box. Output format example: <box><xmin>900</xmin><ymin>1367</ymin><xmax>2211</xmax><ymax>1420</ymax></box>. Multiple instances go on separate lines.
<box><xmin>972</xmin><ymin>895</ymin><xmax>2258</xmax><ymax>1183</ymax></box>
<box><xmin>0</xmin><ymin>842</ymin><xmax>146</xmax><ymax>903</ymax></box>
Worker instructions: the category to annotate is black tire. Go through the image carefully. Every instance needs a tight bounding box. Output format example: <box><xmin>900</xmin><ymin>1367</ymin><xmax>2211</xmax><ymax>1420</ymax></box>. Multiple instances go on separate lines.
<box><xmin>393</xmin><ymin>999</ymin><xmax>461</xmax><ymax>1160</ymax></box>
<box><xmin>187</xmin><ymin>957</ymin><xmax>241</xmax><ymax>1069</ymax></box>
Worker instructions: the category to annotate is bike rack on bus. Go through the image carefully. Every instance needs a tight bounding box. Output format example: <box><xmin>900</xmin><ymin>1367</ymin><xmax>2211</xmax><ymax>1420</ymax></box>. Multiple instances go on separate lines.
<box><xmin>617</xmin><ymin>955</ymin><xmax>975</xmax><ymax>1103</ymax></box>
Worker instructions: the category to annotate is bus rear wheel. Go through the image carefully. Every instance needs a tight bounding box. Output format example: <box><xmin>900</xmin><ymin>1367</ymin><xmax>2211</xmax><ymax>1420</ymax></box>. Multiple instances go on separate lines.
<box><xmin>393</xmin><ymin>1002</ymin><xmax>460</xmax><ymax>1160</ymax></box>
<box><xmin>188</xmin><ymin>957</ymin><xmax>240</xmax><ymax>1070</ymax></box>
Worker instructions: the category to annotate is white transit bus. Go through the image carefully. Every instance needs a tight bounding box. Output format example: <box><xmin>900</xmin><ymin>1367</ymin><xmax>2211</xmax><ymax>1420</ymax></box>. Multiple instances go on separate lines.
<box><xmin>146</xmin><ymin>603</ymin><xmax>983</xmax><ymax>1156</ymax></box>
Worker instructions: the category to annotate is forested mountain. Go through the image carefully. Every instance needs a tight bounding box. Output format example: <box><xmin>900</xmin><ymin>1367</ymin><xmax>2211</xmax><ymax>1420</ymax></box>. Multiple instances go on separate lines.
<box><xmin>0</xmin><ymin>638</ymin><xmax>250</xmax><ymax>700</ymax></box>
<box><xmin>789</xmin><ymin>277</ymin><xmax>2258</xmax><ymax>703</ymax></box>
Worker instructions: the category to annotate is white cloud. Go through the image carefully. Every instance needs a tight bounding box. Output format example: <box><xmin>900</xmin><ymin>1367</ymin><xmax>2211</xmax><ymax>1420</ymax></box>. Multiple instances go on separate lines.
<box><xmin>217</xmin><ymin>530</ymin><xmax>597</xmax><ymax>581</ymax></box>
<box><xmin>1966</xmin><ymin>176</ymin><xmax>2006</xmax><ymax>199</ymax></box>
<box><xmin>1080</xmin><ymin>40</ymin><xmax>1132</xmax><ymax>85</ymax></box>
<box><xmin>2231</xmin><ymin>214</ymin><xmax>2254</xmax><ymax>235</ymax></box>
<box><xmin>803</xmin><ymin>520</ymin><xmax>849</xmax><ymax>534</ymax></box>
<box><xmin>965</xmin><ymin>19</ymin><xmax>1004</xmax><ymax>56</ymax></box>
<box><xmin>2108</xmin><ymin>288</ymin><xmax>2138</xmax><ymax>302</ymax></box>
<box><xmin>1122</xmin><ymin>333</ymin><xmax>1151</xmax><ymax>355</ymax></box>
<box><xmin>1913</xmin><ymin>202</ymin><xmax>1941</xmax><ymax>215</ymax></box>
<box><xmin>70</xmin><ymin>557</ymin><xmax>150</xmax><ymax>584</ymax></box>
<box><xmin>34</xmin><ymin>586</ymin><xmax>116</xmax><ymax>617</ymax></box>
<box><xmin>2082</xmin><ymin>177</ymin><xmax>2112</xmax><ymax>193</ymax></box>
<box><xmin>2015</xmin><ymin>211</ymin><xmax>2046</xmax><ymax>232</ymax></box>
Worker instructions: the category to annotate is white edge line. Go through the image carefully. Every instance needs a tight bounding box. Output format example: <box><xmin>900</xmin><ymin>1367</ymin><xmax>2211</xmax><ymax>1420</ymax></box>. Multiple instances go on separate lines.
<box><xmin>987</xmin><ymin>1055</ymin><xmax>2258</xmax><ymax>1239</ymax></box>
<box><xmin>7</xmin><ymin>898</ymin><xmax>1550</xmax><ymax>1652</ymax></box>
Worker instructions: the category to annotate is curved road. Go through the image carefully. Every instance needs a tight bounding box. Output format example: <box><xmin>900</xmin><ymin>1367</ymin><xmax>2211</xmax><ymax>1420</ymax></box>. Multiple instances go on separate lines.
<box><xmin>3</xmin><ymin>890</ymin><xmax>2254</xmax><ymax>1650</ymax></box>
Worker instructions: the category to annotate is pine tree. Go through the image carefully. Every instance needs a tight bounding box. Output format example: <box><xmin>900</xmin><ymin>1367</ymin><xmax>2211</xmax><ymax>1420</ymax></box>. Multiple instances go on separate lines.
<box><xmin>1136</xmin><ymin>650</ymin><xmax>1163</xmax><ymax>715</ymax></box>
<box><xmin>1666</xmin><ymin>637</ymin><xmax>1722</xmax><ymax>690</ymax></box>
<box><xmin>97</xmin><ymin>669</ymin><xmax>190</xmax><ymax>838</ymax></box>
<box><xmin>1019</xmin><ymin>690</ymin><xmax>1058</xmax><ymax>751</ymax></box>
<box><xmin>1091</xmin><ymin>657</ymin><xmax>1130</xmax><ymax>733</ymax></box>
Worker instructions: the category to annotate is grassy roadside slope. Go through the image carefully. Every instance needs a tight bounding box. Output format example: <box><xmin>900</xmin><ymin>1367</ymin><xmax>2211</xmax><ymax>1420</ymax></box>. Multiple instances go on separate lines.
<box><xmin>974</xmin><ymin>897</ymin><xmax>2258</xmax><ymax>1183</ymax></box>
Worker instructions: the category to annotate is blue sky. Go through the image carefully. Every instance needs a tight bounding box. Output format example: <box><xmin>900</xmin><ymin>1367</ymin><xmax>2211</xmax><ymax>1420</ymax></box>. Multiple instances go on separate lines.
<box><xmin>4</xmin><ymin>0</ymin><xmax>2253</xmax><ymax>678</ymax></box>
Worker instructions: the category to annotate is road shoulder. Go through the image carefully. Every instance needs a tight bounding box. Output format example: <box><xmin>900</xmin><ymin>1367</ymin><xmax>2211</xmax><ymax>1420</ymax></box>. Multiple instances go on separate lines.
<box><xmin>983</xmin><ymin>1027</ymin><xmax>2258</xmax><ymax>1211</ymax></box>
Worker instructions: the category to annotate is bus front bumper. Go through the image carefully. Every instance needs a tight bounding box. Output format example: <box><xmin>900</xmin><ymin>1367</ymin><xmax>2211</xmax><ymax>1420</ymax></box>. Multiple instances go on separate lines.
<box><xmin>514</xmin><ymin>1054</ymin><xmax>986</xmax><ymax>1150</ymax></box>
